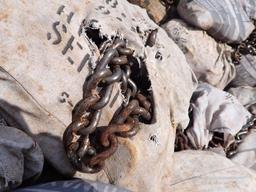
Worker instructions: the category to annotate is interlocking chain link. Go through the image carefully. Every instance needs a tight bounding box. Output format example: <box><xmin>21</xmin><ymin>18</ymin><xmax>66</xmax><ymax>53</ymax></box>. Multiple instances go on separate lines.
<box><xmin>226</xmin><ymin>116</ymin><xmax>256</xmax><ymax>157</ymax></box>
<box><xmin>160</xmin><ymin>0</ymin><xmax>175</xmax><ymax>8</ymax></box>
<box><xmin>232</xmin><ymin>28</ymin><xmax>256</xmax><ymax>65</ymax></box>
<box><xmin>175</xmin><ymin>116</ymin><xmax>256</xmax><ymax>158</ymax></box>
<box><xmin>63</xmin><ymin>38</ymin><xmax>152</xmax><ymax>173</ymax></box>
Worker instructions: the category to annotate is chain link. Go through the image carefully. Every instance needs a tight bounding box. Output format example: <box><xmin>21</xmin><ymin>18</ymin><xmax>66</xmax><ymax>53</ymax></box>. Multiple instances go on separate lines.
<box><xmin>160</xmin><ymin>0</ymin><xmax>175</xmax><ymax>9</ymax></box>
<box><xmin>226</xmin><ymin>116</ymin><xmax>256</xmax><ymax>158</ymax></box>
<box><xmin>232</xmin><ymin>28</ymin><xmax>256</xmax><ymax>65</ymax></box>
<box><xmin>175</xmin><ymin>116</ymin><xmax>256</xmax><ymax>159</ymax></box>
<box><xmin>63</xmin><ymin>38</ymin><xmax>152</xmax><ymax>173</ymax></box>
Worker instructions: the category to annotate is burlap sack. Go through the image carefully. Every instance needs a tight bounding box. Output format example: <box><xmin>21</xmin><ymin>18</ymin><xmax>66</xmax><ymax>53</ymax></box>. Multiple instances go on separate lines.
<box><xmin>186</xmin><ymin>83</ymin><xmax>251</xmax><ymax>149</ymax></box>
<box><xmin>229</xmin><ymin>86</ymin><xmax>256</xmax><ymax>108</ymax></box>
<box><xmin>177</xmin><ymin>0</ymin><xmax>256</xmax><ymax>43</ymax></box>
<box><xmin>170</xmin><ymin>151</ymin><xmax>256</xmax><ymax>192</ymax></box>
<box><xmin>231</xmin><ymin>130</ymin><xmax>256</xmax><ymax>171</ymax></box>
<box><xmin>0</xmin><ymin>0</ymin><xmax>196</xmax><ymax>191</ymax></box>
<box><xmin>163</xmin><ymin>19</ymin><xmax>236</xmax><ymax>89</ymax></box>
<box><xmin>231</xmin><ymin>55</ymin><xmax>256</xmax><ymax>87</ymax></box>
<box><xmin>228</xmin><ymin>86</ymin><xmax>256</xmax><ymax>170</ymax></box>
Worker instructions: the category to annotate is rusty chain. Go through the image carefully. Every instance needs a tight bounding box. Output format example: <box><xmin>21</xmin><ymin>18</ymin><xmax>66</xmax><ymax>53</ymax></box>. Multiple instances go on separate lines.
<box><xmin>175</xmin><ymin>115</ymin><xmax>256</xmax><ymax>158</ymax></box>
<box><xmin>63</xmin><ymin>38</ymin><xmax>152</xmax><ymax>173</ymax></box>
<box><xmin>225</xmin><ymin>116</ymin><xmax>256</xmax><ymax>157</ymax></box>
<box><xmin>160</xmin><ymin>0</ymin><xmax>175</xmax><ymax>9</ymax></box>
<box><xmin>232</xmin><ymin>28</ymin><xmax>256</xmax><ymax>65</ymax></box>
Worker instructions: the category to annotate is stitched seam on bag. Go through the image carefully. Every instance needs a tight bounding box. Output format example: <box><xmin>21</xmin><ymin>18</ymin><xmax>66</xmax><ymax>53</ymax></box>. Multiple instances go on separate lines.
<box><xmin>0</xmin><ymin>66</ymin><xmax>66</xmax><ymax>127</ymax></box>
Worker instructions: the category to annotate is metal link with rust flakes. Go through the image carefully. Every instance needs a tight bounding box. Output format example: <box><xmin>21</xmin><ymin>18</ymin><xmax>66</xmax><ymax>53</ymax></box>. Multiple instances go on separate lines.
<box><xmin>63</xmin><ymin>38</ymin><xmax>152</xmax><ymax>173</ymax></box>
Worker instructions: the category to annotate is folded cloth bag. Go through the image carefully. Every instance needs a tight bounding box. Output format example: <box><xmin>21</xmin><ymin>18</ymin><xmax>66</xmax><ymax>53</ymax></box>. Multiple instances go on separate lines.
<box><xmin>163</xmin><ymin>19</ymin><xmax>236</xmax><ymax>89</ymax></box>
<box><xmin>168</xmin><ymin>150</ymin><xmax>256</xmax><ymax>192</ymax></box>
<box><xmin>0</xmin><ymin>118</ymin><xmax>43</xmax><ymax>192</ymax></box>
<box><xmin>186</xmin><ymin>83</ymin><xmax>251</xmax><ymax>149</ymax></box>
<box><xmin>229</xmin><ymin>86</ymin><xmax>256</xmax><ymax>108</ymax></box>
<box><xmin>231</xmin><ymin>55</ymin><xmax>256</xmax><ymax>87</ymax></box>
<box><xmin>177</xmin><ymin>0</ymin><xmax>256</xmax><ymax>43</ymax></box>
<box><xmin>231</xmin><ymin>130</ymin><xmax>256</xmax><ymax>171</ymax></box>
<box><xmin>228</xmin><ymin>86</ymin><xmax>256</xmax><ymax>171</ymax></box>
<box><xmin>14</xmin><ymin>152</ymin><xmax>256</xmax><ymax>192</ymax></box>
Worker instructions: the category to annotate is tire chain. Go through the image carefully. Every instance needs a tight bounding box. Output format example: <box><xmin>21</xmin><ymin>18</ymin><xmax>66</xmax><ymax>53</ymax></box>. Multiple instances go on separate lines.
<box><xmin>63</xmin><ymin>38</ymin><xmax>152</xmax><ymax>173</ymax></box>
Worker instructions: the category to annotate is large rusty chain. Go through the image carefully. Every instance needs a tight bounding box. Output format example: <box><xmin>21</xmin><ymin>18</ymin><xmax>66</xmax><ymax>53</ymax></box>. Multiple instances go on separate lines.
<box><xmin>63</xmin><ymin>38</ymin><xmax>152</xmax><ymax>173</ymax></box>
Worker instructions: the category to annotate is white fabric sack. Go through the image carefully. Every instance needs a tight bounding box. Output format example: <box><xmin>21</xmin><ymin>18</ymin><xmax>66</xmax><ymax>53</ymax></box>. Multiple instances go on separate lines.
<box><xmin>169</xmin><ymin>150</ymin><xmax>256</xmax><ymax>192</ymax></box>
<box><xmin>231</xmin><ymin>55</ymin><xmax>256</xmax><ymax>87</ymax></box>
<box><xmin>186</xmin><ymin>83</ymin><xmax>251</xmax><ymax>149</ymax></box>
<box><xmin>228</xmin><ymin>86</ymin><xmax>256</xmax><ymax>170</ymax></box>
<box><xmin>0</xmin><ymin>120</ymin><xmax>43</xmax><ymax>192</ymax></box>
<box><xmin>231</xmin><ymin>130</ymin><xmax>256</xmax><ymax>171</ymax></box>
<box><xmin>177</xmin><ymin>0</ymin><xmax>256</xmax><ymax>43</ymax></box>
<box><xmin>0</xmin><ymin>0</ymin><xmax>196</xmax><ymax>191</ymax></box>
<box><xmin>163</xmin><ymin>19</ymin><xmax>236</xmax><ymax>89</ymax></box>
<box><xmin>229</xmin><ymin>86</ymin><xmax>256</xmax><ymax>108</ymax></box>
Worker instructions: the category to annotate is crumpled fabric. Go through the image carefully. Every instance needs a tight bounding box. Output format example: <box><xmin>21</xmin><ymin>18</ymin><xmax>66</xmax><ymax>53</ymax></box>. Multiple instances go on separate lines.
<box><xmin>186</xmin><ymin>83</ymin><xmax>251</xmax><ymax>149</ymax></box>
<box><xmin>169</xmin><ymin>150</ymin><xmax>256</xmax><ymax>192</ymax></box>
<box><xmin>227</xmin><ymin>86</ymin><xmax>256</xmax><ymax>170</ymax></box>
<box><xmin>231</xmin><ymin>130</ymin><xmax>256</xmax><ymax>171</ymax></box>
<box><xmin>248</xmin><ymin>103</ymin><xmax>256</xmax><ymax>116</ymax></box>
<box><xmin>163</xmin><ymin>19</ymin><xmax>236</xmax><ymax>89</ymax></box>
<box><xmin>231</xmin><ymin>55</ymin><xmax>256</xmax><ymax>87</ymax></box>
<box><xmin>177</xmin><ymin>0</ymin><xmax>256</xmax><ymax>43</ymax></box>
<box><xmin>15</xmin><ymin>179</ymin><xmax>130</xmax><ymax>192</ymax></box>
<box><xmin>0</xmin><ymin>118</ymin><xmax>44</xmax><ymax>192</ymax></box>
<box><xmin>229</xmin><ymin>86</ymin><xmax>256</xmax><ymax>108</ymax></box>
